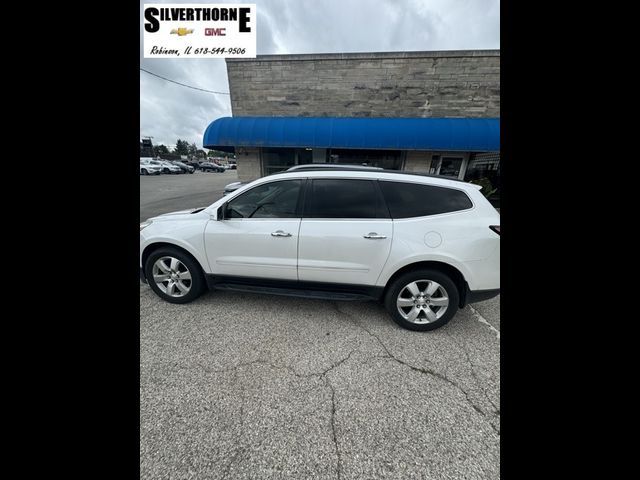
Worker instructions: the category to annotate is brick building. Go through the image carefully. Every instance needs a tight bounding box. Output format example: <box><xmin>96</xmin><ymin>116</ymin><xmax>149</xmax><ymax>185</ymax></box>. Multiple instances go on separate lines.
<box><xmin>203</xmin><ymin>50</ymin><xmax>500</xmax><ymax>205</ymax></box>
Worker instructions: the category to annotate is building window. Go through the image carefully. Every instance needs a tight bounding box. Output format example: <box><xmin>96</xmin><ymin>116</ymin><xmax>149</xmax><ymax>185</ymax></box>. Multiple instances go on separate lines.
<box><xmin>261</xmin><ymin>148</ymin><xmax>315</xmax><ymax>175</ymax></box>
<box><xmin>438</xmin><ymin>157</ymin><xmax>464</xmax><ymax>178</ymax></box>
<box><xmin>429</xmin><ymin>155</ymin><xmax>441</xmax><ymax>174</ymax></box>
<box><xmin>262</xmin><ymin>148</ymin><xmax>295</xmax><ymax>175</ymax></box>
<box><xmin>297</xmin><ymin>148</ymin><xmax>313</xmax><ymax>165</ymax></box>
<box><xmin>327</xmin><ymin>149</ymin><xmax>403</xmax><ymax>170</ymax></box>
<box><xmin>464</xmin><ymin>152</ymin><xmax>500</xmax><ymax>208</ymax></box>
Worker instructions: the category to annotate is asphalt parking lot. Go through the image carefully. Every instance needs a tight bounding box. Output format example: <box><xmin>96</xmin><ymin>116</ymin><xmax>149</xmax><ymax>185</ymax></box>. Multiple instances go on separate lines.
<box><xmin>140</xmin><ymin>171</ymin><xmax>500</xmax><ymax>479</ymax></box>
<box><xmin>140</xmin><ymin>169</ymin><xmax>239</xmax><ymax>222</ymax></box>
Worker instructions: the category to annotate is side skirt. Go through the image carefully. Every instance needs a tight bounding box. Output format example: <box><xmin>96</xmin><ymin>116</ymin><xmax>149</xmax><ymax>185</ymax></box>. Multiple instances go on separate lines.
<box><xmin>205</xmin><ymin>275</ymin><xmax>384</xmax><ymax>301</ymax></box>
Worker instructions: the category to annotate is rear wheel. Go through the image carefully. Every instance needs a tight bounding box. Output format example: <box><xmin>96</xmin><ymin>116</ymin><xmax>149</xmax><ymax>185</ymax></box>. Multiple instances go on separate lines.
<box><xmin>144</xmin><ymin>247</ymin><xmax>206</xmax><ymax>304</ymax></box>
<box><xmin>141</xmin><ymin>169</ymin><xmax>148</xmax><ymax>175</ymax></box>
<box><xmin>384</xmin><ymin>269</ymin><xmax>459</xmax><ymax>331</ymax></box>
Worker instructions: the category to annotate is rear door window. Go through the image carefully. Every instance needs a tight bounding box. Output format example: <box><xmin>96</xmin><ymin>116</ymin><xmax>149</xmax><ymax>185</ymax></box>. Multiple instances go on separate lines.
<box><xmin>305</xmin><ymin>179</ymin><xmax>388</xmax><ymax>219</ymax></box>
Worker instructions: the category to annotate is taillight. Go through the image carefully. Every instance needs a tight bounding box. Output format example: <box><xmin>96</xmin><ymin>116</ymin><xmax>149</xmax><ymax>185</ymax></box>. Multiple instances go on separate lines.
<box><xmin>490</xmin><ymin>225</ymin><xmax>500</xmax><ymax>235</ymax></box>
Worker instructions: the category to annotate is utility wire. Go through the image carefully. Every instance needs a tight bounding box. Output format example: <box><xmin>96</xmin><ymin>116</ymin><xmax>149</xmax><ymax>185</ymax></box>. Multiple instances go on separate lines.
<box><xmin>140</xmin><ymin>68</ymin><xmax>230</xmax><ymax>95</ymax></box>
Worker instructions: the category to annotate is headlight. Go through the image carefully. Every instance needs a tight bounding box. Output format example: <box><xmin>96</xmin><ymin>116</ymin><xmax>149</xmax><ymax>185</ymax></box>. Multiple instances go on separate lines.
<box><xmin>140</xmin><ymin>220</ymin><xmax>153</xmax><ymax>231</ymax></box>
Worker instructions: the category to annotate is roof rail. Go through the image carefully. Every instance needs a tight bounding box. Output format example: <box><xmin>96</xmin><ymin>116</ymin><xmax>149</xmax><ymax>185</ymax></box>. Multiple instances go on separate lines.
<box><xmin>279</xmin><ymin>164</ymin><xmax>468</xmax><ymax>183</ymax></box>
<box><xmin>286</xmin><ymin>164</ymin><xmax>383</xmax><ymax>172</ymax></box>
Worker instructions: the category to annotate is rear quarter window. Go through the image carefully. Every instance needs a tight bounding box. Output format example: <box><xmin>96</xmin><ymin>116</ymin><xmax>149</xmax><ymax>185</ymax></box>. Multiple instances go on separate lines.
<box><xmin>379</xmin><ymin>181</ymin><xmax>473</xmax><ymax>219</ymax></box>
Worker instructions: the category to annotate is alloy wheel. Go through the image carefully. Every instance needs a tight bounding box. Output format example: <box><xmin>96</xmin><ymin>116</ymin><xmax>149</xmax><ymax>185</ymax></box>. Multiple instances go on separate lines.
<box><xmin>152</xmin><ymin>256</ymin><xmax>192</xmax><ymax>297</ymax></box>
<box><xmin>396</xmin><ymin>280</ymin><xmax>449</xmax><ymax>324</ymax></box>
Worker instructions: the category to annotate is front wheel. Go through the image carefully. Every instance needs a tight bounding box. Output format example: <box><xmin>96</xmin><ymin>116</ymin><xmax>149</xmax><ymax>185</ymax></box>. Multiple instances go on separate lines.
<box><xmin>384</xmin><ymin>269</ymin><xmax>459</xmax><ymax>331</ymax></box>
<box><xmin>141</xmin><ymin>169</ymin><xmax>148</xmax><ymax>175</ymax></box>
<box><xmin>144</xmin><ymin>247</ymin><xmax>206</xmax><ymax>304</ymax></box>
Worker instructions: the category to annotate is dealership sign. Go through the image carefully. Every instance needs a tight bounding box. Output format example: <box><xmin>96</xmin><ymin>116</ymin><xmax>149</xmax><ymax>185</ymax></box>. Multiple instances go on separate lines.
<box><xmin>143</xmin><ymin>4</ymin><xmax>256</xmax><ymax>58</ymax></box>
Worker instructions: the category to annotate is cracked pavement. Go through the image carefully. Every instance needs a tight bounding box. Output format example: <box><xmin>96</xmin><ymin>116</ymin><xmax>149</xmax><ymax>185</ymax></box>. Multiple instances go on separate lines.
<box><xmin>140</xmin><ymin>285</ymin><xmax>500</xmax><ymax>479</ymax></box>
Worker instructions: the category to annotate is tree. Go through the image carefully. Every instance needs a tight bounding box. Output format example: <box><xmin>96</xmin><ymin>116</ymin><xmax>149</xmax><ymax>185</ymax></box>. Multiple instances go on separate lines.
<box><xmin>196</xmin><ymin>149</ymin><xmax>207</xmax><ymax>158</ymax></box>
<box><xmin>188</xmin><ymin>142</ymin><xmax>198</xmax><ymax>157</ymax></box>
<box><xmin>173</xmin><ymin>139</ymin><xmax>189</xmax><ymax>156</ymax></box>
<box><xmin>208</xmin><ymin>149</ymin><xmax>230</xmax><ymax>157</ymax></box>
<box><xmin>153</xmin><ymin>144</ymin><xmax>169</xmax><ymax>157</ymax></box>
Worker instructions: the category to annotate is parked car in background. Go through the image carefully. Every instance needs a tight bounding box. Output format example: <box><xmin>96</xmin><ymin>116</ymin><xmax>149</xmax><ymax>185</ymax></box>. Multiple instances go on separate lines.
<box><xmin>157</xmin><ymin>161</ymin><xmax>182</xmax><ymax>174</ymax></box>
<box><xmin>228</xmin><ymin>162</ymin><xmax>237</xmax><ymax>170</ymax></box>
<box><xmin>185</xmin><ymin>160</ymin><xmax>201</xmax><ymax>169</ymax></box>
<box><xmin>140</xmin><ymin>167</ymin><xmax>500</xmax><ymax>332</ymax></box>
<box><xmin>140</xmin><ymin>158</ymin><xmax>166</xmax><ymax>174</ymax></box>
<box><xmin>140</xmin><ymin>162</ymin><xmax>162</xmax><ymax>175</ymax></box>
<box><xmin>200</xmin><ymin>162</ymin><xmax>226</xmax><ymax>173</ymax></box>
<box><xmin>170</xmin><ymin>161</ymin><xmax>195</xmax><ymax>174</ymax></box>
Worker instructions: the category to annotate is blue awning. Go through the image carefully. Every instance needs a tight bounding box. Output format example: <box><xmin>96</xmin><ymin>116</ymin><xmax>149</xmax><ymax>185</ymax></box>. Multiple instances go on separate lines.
<box><xmin>203</xmin><ymin>116</ymin><xmax>499</xmax><ymax>153</ymax></box>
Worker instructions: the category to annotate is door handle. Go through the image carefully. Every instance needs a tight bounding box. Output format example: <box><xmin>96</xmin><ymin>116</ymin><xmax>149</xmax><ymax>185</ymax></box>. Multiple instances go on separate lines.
<box><xmin>271</xmin><ymin>230</ymin><xmax>292</xmax><ymax>237</ymax></box>
<box><xmin>363</xmin><ymin>232</ymin><xmax>387</xmax><ymax>239</ymax></box>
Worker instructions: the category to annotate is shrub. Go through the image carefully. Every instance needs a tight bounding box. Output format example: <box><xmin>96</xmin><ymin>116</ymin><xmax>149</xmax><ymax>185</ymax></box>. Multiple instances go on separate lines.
<box><xmin>469</xmin><ymin>177</ymin><xmax>497</xmax><ymax>198</ymax></box>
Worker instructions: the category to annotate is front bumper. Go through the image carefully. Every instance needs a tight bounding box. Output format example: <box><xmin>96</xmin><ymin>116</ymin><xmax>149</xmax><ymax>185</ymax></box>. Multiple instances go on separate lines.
<box><xmin>140</xmin><ymin>267</ymin><xmax>147</xmax><ymax>283</ymax></box>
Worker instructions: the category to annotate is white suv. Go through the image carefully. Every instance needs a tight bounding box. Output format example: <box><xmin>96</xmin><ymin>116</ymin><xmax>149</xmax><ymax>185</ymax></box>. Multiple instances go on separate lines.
<box><xmin>140</xmin><ymin>161</ymin><xmax>162</xmax><ymax>175</ymax></box>
<box><xmin>140</xmin><ymin>168</ymin><xmax>500</xmax><ymax>331</ymax></box>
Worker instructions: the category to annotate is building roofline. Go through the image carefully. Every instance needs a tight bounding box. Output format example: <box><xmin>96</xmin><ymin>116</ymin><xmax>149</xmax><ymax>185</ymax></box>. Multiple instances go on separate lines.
<box><xmin>227</xmin><ymin>49</ymin><xmax>500</xmax><ymax>63</ymax></box>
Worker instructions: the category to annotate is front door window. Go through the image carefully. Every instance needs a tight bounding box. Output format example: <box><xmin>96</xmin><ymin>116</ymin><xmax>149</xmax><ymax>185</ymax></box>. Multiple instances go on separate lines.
<box><xmin>226</xmin><ymin>180</ymin><xmax>302</xmax><ymax>219</ymax></box>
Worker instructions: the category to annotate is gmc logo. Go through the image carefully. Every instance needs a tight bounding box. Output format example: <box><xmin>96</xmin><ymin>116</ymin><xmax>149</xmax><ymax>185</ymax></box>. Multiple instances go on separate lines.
<box><xmin>205</xmin><ymin>28</ymin><xmax>226</xmax><ymax>36</ymax></box>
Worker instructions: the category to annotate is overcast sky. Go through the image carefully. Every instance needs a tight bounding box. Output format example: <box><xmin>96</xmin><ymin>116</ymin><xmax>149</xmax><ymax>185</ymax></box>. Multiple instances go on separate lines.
<box><xmin>140</xmin><ymin>0</ymin><xmax>499</xmax><ymax>150</ymax></box>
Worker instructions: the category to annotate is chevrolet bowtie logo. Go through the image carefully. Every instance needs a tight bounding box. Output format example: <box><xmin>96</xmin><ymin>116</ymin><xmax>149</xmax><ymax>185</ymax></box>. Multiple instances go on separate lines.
<box><xmin>170</xmin><ymin>28</ymin><xmax>194</xmax><ymax>36</ymax></box>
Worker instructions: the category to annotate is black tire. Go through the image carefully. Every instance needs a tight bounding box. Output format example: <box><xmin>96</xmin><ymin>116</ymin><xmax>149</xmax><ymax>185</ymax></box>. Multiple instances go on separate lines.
<box><xmin>144</xmin><ymin>247</ymin><xmax>207</xmax><ymax>304</ymax></box>
<box><xmin>384</xmin><ymin>268</ymin><xmax>459</xmax><ymax>331</ymax></box>
<box><xmin>141</xmin><ymin>169</ymin><xmax>148</xmax><ymax>175</ymax></box>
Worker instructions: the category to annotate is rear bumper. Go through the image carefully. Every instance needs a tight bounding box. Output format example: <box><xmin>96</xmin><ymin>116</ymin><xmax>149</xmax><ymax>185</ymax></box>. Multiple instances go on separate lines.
<box><xmin>466</xmin><ymin>288</ymin><xmax>500</xmax><ymax>304</ymax></box>
<box><xmin>459</xmin><ymin>282</ymin><xmax>499</xmax><ymax>307</ymax></box>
